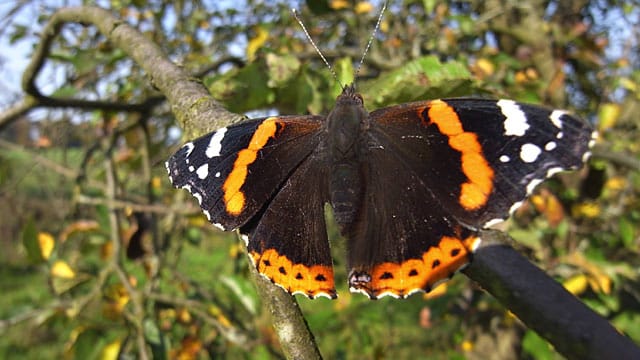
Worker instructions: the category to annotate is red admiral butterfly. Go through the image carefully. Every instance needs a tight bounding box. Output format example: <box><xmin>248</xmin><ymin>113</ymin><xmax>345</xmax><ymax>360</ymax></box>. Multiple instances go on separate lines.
<box><xmin>166</xmin><ymin>81</ymin><xmax>595</xmax><ymax>299</ymax></box>
<box><xmin>167</xmin><ymin>3</ymin><xmax>594</xmax><ymax>299</ymax></box>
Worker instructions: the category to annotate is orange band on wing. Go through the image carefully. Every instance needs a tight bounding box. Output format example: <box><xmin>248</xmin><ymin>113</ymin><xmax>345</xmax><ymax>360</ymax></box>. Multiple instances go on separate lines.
<box><xmin>427</xmin><ymin>100</ymin><xmax>495</xmax><ymax>210</ymax></box>
<box><xmin>249</xmin><ymin>249</ymin><xmax>337</xmax><ymax>299</ymax></box>
<box><xmin>360</xmin><ymin>235</ymin><xmax>480</xmax><ymax>298</ymax></box>
<box><xmin>222</xmin><ymin>118</ymin><xmax>280</xmax><ymax>215</ymax></box>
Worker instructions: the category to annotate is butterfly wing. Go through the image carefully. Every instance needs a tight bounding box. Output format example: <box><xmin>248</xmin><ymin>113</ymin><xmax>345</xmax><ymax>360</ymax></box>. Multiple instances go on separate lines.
<box><xmin>167</xmin><ymin>115</ymin><xmax>336</xmax><ymax>298</ymax></box>
<box><xmin>166</xmin><ymin>116</ymin><xmax>324</xmax><ymax>230</ymax></box>
<box><xmin>346</xmin><ymin>142</ymin><xmax>480</xmax><ymax>299</ymax></box>
<box><xmin>345</xmin><ymin>98</ymin><xmax>593</xmax><ymax>299</ymax></box>
<box><xmin>368</xmin><ymin>98</ymin><xmax>594</xmax><ymax>227</ymax></box>
<box><xmin>240</xmin><ymin>150</ymin><xmax>335</xmax><ymax>298</ymax></box>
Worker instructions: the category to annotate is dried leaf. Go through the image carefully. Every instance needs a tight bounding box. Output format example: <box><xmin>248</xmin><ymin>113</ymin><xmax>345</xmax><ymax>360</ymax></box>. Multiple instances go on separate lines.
<box><xmin>38</xmin><ymin>232</ymin><xmax>55</xmax><ymax>260</ymax></box>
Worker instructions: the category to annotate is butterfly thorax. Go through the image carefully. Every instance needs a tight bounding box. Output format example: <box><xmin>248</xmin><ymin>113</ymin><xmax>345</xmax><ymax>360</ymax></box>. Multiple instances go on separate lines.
<box><xmin>326</xmin><ymin>85</ymin><xmax>370</xmax><ymax>232</ymax></box>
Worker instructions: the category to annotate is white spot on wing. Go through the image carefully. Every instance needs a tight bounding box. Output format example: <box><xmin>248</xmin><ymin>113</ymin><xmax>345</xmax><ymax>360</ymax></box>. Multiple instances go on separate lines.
<box><xmin>546</xmin><ymin>167</ymin><xmax>564</xmax><ymax>177</ymax></box>
<box><xmin>193</xmin><ymin>192</ymin><xmax>203</xmax><ymax>205</ymax></box>
<box><xmin>499</xmin><ymin>155</ymin><xmax>510</xmax><ymax>163</ymax></box>
<box><xmin>213</xmin><ymin>222</ymin><xmax>225</xmax><ymax>231</ymax></box>
<box><xmin>498</xmin><ymin>100</ymin><xmax>530</xmax><ymax>136</ymax></box>
<box><xmin>520</xmin><ymin>143</ymin><xmax>542</xmax><ymax>163</ymax></box>
<box><xmin>526</xmin><ymin>178</ymin><xmax>544</xmax><ymax>194</ymax></box>
<box><xmin>545</xmin><ymin>141</ymin><xmax>557</xmax><ymax>151</ymax></box>
<box><xmin>483</xmin><ymin>217</ymin><xmax>505</xmax><ymax>228</ymax></box>
<box><xmin>165</xmin><ymin>161</ymin><xmax>173</xmax><ymax>182</ymax></box>
<box><xmin>376</xmin><ymin>291</ymin><xmax>402</xmax><ymax>299</ymax></box>
<box><xmin>203</xmin><ymin>210</ymin><xmax>212</xmax><ymax>221</ymax></box>
<box><xmin>206</xmin><ymin>127</ymin><xmax>228</xmax><ymax>158</ymax></box>
<box><xmin>215</xmin><ymin>172</ymin><xmax>221</xmax><ymax>178</ymax></box>
<box><xmin>550</xmin><ymin>110</ymin><xmax>566</xmax><ymax>129</ymax></box>
<box><xmin>470</xmin><ymin>237</ymin><xmax>482</xmax><ymax>251</ymax></box>
<box><xmin>313</xmin><ymin>292</ymin><xmax>336</xmax><ymax>300</ymax></box>
<box><xmin>196</xmin><ymin>163</ymin><xmax>209</xmax><ymax>179</ymax></box>
<box><xmin>188</xmin><ymin>165</ymin><xmax>195</xmax><ymax>172</ymax></box>
<box><xmin>509</xmin><ymin>200</ymin><xmax>524</xmax><ymax>215</ymax></box>
<box><xmin>240</xmin><ymin>233</ymin><xmax>249</xmax><ymax>245</ymax></box>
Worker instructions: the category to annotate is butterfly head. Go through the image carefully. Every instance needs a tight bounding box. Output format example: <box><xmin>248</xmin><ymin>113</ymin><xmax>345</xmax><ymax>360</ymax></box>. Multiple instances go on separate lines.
<box><xmin>336</xmin><ymin>83</ymin><xmax>364</xmax><ymax>107</ymax></box>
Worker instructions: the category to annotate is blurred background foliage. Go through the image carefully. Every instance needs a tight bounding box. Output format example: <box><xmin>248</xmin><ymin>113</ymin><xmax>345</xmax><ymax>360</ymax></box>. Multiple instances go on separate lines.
<box><xmin>0</xmin><ymin>0</ymin><xmax>639</xmax><ymax>358</ymax></box>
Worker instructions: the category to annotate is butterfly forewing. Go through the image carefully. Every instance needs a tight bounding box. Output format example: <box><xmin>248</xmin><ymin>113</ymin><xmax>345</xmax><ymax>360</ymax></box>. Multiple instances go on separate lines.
<box><xmin>369</xmin><ymin>98</ymin><xmax>595</xmax><ymax>228</ymax></box>
<box><xmin>166</xmin><ymin>115</ymin><xmax>325</xmax><ymax>231</ymax></box>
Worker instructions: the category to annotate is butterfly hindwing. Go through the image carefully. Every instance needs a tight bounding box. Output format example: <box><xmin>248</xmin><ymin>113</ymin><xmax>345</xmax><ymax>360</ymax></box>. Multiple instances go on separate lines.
<box><xmin>347</xmin><ymin>136</ymin><xmax>480</xmax><ymax>299</ymax></box>
<box><xmin>241</xmin><ymin>149</ymin><xmax>336</xmax><ymax>299</ymax></box>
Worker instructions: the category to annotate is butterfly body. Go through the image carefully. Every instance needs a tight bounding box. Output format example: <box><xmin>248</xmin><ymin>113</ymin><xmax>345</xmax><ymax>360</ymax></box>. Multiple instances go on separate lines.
<box><xmin>167</xmin><ymin>84</ymin><xmax>595</xmax><ymax>299</ymax></box>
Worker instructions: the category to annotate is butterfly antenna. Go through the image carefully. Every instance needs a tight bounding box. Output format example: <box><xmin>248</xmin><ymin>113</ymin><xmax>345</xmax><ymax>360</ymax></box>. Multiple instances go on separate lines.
<box><xmin>355</xmin><ymin>0</ymin><xmax>387</xmax><ymax>80</ymax></box>
<box><xmin>292</xmin><ymin>8</ymin><xmax>344</xmax><ymax>89</ymax></box>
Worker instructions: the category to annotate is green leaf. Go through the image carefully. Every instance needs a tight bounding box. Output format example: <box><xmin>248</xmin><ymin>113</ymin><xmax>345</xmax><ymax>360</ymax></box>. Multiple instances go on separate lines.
<box><xmin>72</xmin><ymin>328</ymin><xmax>105</xmax><ymax>360</ymax></box>
<box><xmin>521</xmin><ymin>330</ymin><xmax>558</xmax><ymax>360</ymax></box>
<box><xmin>364</xmin><ymin>55</ymin><xmax>474</xmax><ymax>107</ymax></box>
<box><xmin>22</xmin><ymin>218</ymin><xmax>42</xmax><ymax>264</ymax></box>
<box><xmin>619</xmin><ymin>217</ymin><xmax>635</xmax><ymax>248</ymax></box>
<box><xmin>422</xmin><ymin>0</ymin><xmax>437</xmax><ymax>14</ymax></box>
<box><xmin>612</xmin><ymin>312</ymin><xmax>640</xmax><ymax>342</ymax></box>
<box><xmin>266</xmin><ymin>53</ymin><xmax>301</xmax><ymax>88</ymax></box>
<box><xmin>334</xmin><ymin>57</ymin><xmax>355</xmax><ymax>93</ymax></box>
<box><xmin>144</xmin><ymin>318</ymin><xmax>168</xmax><ymax>359</ymax></box>
<box><xmin>220</xmin><ymin>275</ymin><xmax>259</xmax><ymax>315</ymax></box>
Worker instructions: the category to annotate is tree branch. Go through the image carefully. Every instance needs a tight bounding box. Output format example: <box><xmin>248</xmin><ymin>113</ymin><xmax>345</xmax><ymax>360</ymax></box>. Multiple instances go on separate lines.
<box><xmin>244</xmin><ymin>240</ymin><xmax>322</xmax><ymax>360</ymax></box>
<box><xmin>27</xmin><ymin>6</ymin><xmax>315</xmax><ymax>358</ymax></box>
<box><xmin>464</xmin><ymin>230</ymin><xmax>640</xmax><ymax>359</ymax></box>
<box><xmin>16</xmin><ymin>6</ymin><xmax>243</xmax><ymax>139</ymax></box>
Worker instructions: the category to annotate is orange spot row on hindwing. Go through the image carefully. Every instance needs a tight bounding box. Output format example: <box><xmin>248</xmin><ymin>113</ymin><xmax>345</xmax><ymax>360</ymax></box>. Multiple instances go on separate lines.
<box><xmin>250</xmin><ymin>249</ymin><xmax>336</xmax><ymax>298</ymax></box>
<box><xmin>368</xmin><ymin>235</ymin><xmax>480</xmax><ymax>297</ymax></box>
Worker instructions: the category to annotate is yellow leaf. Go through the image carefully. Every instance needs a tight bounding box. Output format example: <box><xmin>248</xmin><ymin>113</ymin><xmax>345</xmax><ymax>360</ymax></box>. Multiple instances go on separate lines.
<box><xmin>246</xmin><ymin>26</ymin><xmax>269</xmax><ymax>62</ymax></box>
<box><xmin>217</xmin><ymin>313</ymin><xmax>232</xmax><ymax>328</ymax></box>
<box><xmin>572</xmin><ymin>201</ymin><xmax>601</xmax><ymax>218</ymax></box>
<box><xmin>355</xmin><ymin>2</ymin><xmax>374</xmax><ymax>14</ymax></box>
<box><xmin>177</xmin><ymin>308</ymin><xmax>192</xmax><ymax>324</ymax></box>
<box><xmin>564</xmin><ymin>252</ymin><xmax>613</xmax><ymax>295</ymax></box>
<box><xmin>208</xmin><ymin>305</ymin><xmax>231</xmax><ymax>327</ymax></box>
<box><xmin>379</xmin><ymin>19</ymin><xmax>389</xmax><ymax>33</ymax></box>
<box><xmin>563</xmin><ymin>274</ymin><xmax>589</xmax><ymax>295</ymax></box>
<box><xmin>59</xmin><ymin>220</ymin><xmax>100</xmax><ymax>242</ymax></box>
<box><xmin>151</xmin><ymin>176</ymin><xmax>162</xmax><ymax>190</ymax></box>
<box><xmin>422</xmin><ymin>282</ymin><xmax>448</xmax><ymax>300</ymax></box>
<box><xmin>588</xmin><ymin>271</ymin><xmax>612</xmax><ymax>295</ymax></box>
<box><xmin>461</xmin><ymin>340</ymin><xmax>474</xmax><ymax>351</ymax></box>
<box><xmin>474</xmin><ymin>58</ymin><xmax>495</xmax><ymax>78</ymax></box>
<box><xmin>619</xmin><ymin>77</ymin><xmax>637</xmax><ymax>92</ymax></box>
<box><xmin>229</xmin><ymin>243</ymin><xmax>241</xmax><ymax>258</ymax></box>
<box><xmin>514</xmin><ymin>71</ymin><xmax>528</xmax><ymax>84</ymax></box>
<box><xmin>330</xmin><ymin>0</ymin><xmax>350</xmax><ymax>10</ymax></box>
<box><xmin>598</xmin><ymin>103</ymin><xmax>621</xmax><ymax>132</ymax></box>
<box><xmin>525</xmin><ymin>68</ymin><xmax>539</xmax><ymax>80</ymax></box>
<box><xmin>605</xmin><ymin>176</ymin><xmax>627</xmax><ymax>192</ymax></box>
<box><xmin>51</xmin><ymin>260</ymin><xmax>76</xmax><ymax>279</ymax></box>
<box><xmin>101</xmin><ymin>340</ymin><xmax>122</xmax><ymax>360</ymax></box>
<box><xmin>38</xmin><ymin>232</ymin><xmax>55</xmax><ymax>260</ymax></box>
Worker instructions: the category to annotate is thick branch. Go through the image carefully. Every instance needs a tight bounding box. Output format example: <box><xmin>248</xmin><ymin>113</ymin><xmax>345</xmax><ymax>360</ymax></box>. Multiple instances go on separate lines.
<box><xmin>464</xmin><ymin>230</ymin><xmax>640</xmax><ymax>359</ymax></box>
<box><xmin>245</xmin><ymin>242</ymin><xmax>322</xmax><ymax>360</ymax></box>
